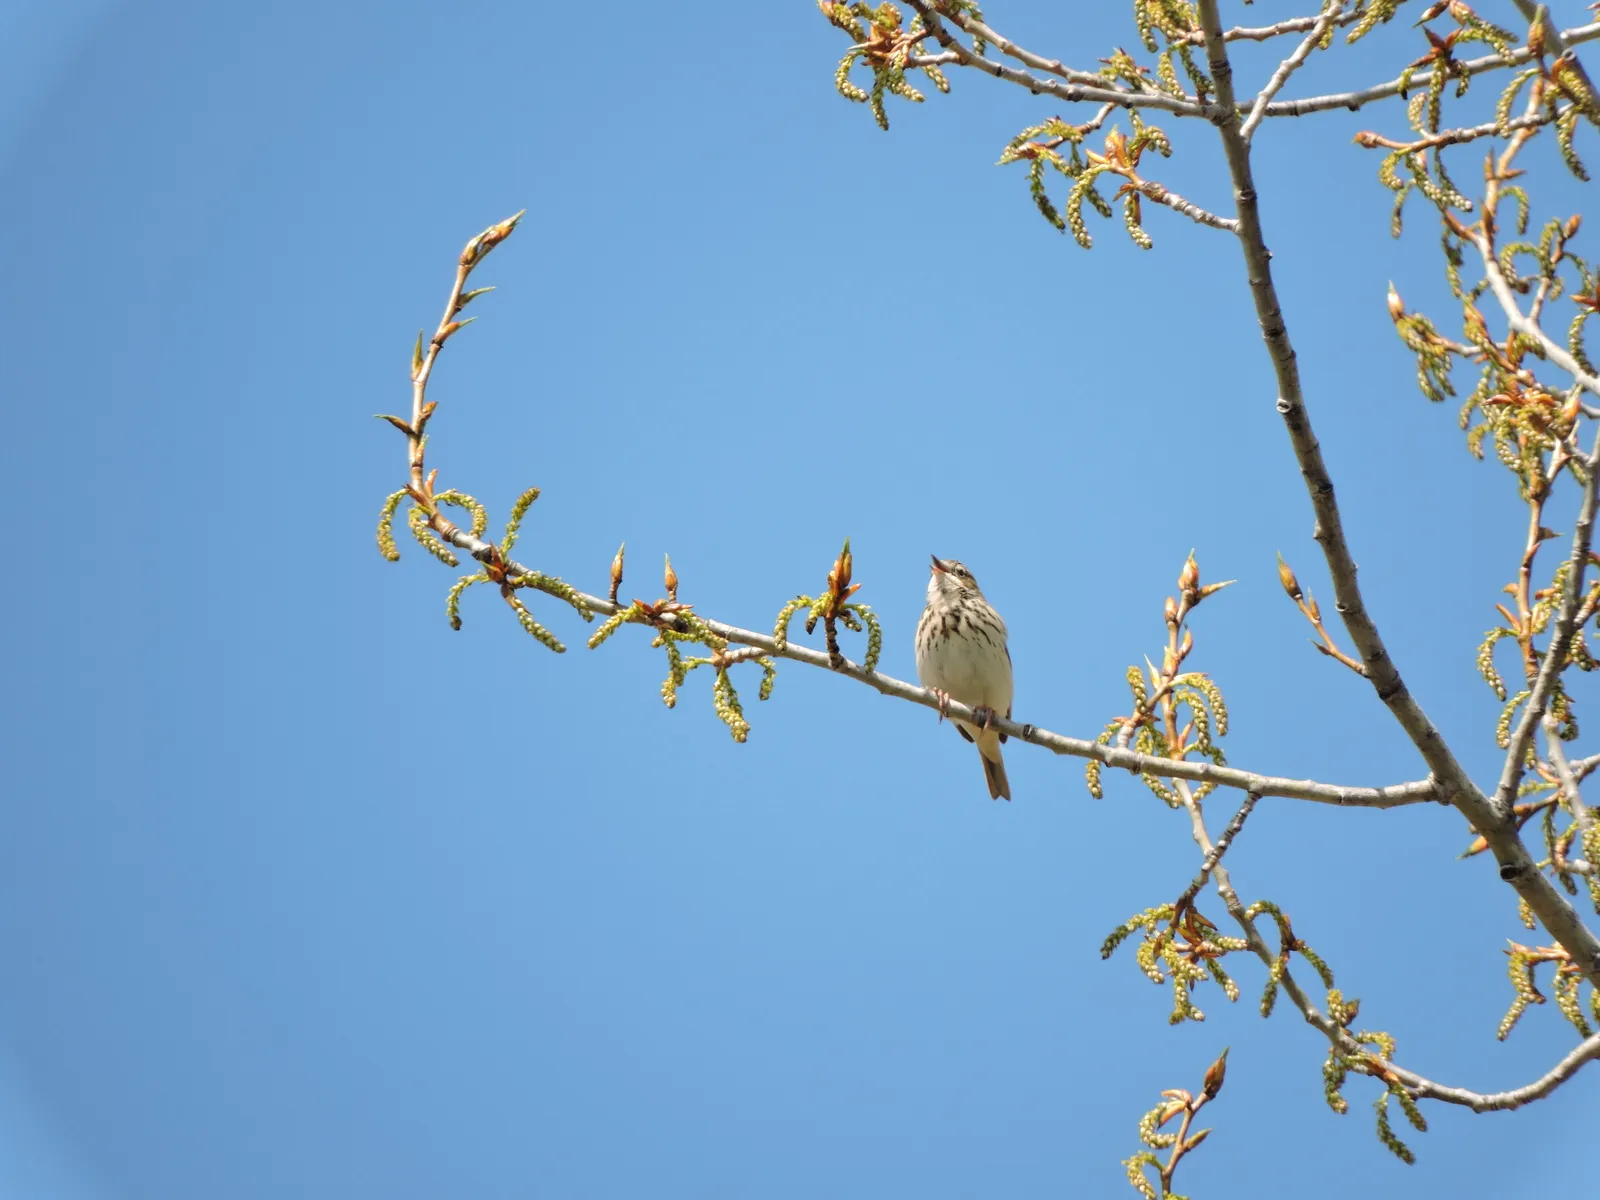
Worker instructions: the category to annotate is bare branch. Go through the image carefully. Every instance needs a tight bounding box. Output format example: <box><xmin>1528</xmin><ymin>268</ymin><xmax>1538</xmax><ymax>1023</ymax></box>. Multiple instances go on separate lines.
<box><xmin>1174</xmin><ymin>790</ymin><xmax>1258</xmax><ymax>915</ymax></box>
<box><xmin>1397</xmin><ymin>1031</ymin><xmax>1600</xmax><ymax>1111</ymax></box>
<box><xmin>1181</xmin><ymin>9</ymin><xmax>1367</xmax><ymax>45</ymax></box>
<box><xmin>1241</xmin><ymin>1</ymin><xmax>1346</xmax><ymax>143</ymax></box>
<box><xmin>1133</xmin><ymin>179</ymin><xmax>1239</xmax><ymax>233</ymax></box>
<box><xmin>1354</xmin><ymin>108</ymin><xmax>1558</xmax><ymax>154</ymax></box>
<box><xmin>1262</xmin><ymin>22</ymin><xmax>1600</xmax><ymax>120</ymax></box>
<box><xmin>1546</xmin><ymin>722</ymin><xmax>1597</xmax><ymax>875</ymax></box>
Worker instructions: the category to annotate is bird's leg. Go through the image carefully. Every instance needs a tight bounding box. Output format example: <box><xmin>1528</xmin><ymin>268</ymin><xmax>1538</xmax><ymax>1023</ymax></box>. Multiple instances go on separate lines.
<box><xmin>972</xmin><ymin>705</ymin><xmax>996</xmax><ymax>732</ymax></box>
<box><xmin>930</xmin><ymin>688</ymin><xmax>952</xmax><ymax>722</ymax></box>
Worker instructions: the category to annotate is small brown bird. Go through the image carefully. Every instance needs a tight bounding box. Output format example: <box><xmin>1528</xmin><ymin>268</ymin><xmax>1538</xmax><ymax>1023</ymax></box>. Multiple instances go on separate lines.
<box><xmin>914</xmin><ymin>555</ymin><xmax>1014</xmax><ymax>800</ymax></box>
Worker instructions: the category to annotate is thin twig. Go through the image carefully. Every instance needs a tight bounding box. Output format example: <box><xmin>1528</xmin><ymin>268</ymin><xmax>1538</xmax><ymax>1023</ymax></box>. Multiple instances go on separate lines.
<box><xmin>1475</xmin><ymin>230</ymin><xmax>1600</xmax><ymax>398</ymax></box>
<box><xmin>1487</xmin><ymin>419</ymin><xmax>1600</xmax><ymax>813</ymax></box>
<box><xmin>914</xmin><ymin>3</ymin><xmax>1119</xmax><ymax>89</ymax></box>
<box><xmin>1262</xmin><ymin>23</ymin><xmax>1600</xmax><ymax>119</ymax></box>
<box><xmin>1181</xmin><ymin>10</ymin><xmax>1367</xmax><ymax>45</ymax></box>
<box><xmin>1241</xmin><ymin>1</ymin><xmax>1345</xmax><ymax>143</ymax></box>
<box><xmin>1545</xmin><ymin>722</ymin><xmax>1597</xmax><ymax>875</ymax></box>
<box><xmin>904</xmin><ymin>2</ymin><xmax>1212</xmax><ymax>118</ymax></box>
<box><xmin>1134</xmin><ymin>179</ymin><xmax>1239</xmax><ymax>233</ymax></box>
<box><xmin>1354</xmin><ymin>108</ymin><xmax>1559</xmax><ymax>154</ymax></box>
<box><xmin>1174</xmin><ymin>791</ymin><xmax>1259</xmax><ymax>914</ymax></box>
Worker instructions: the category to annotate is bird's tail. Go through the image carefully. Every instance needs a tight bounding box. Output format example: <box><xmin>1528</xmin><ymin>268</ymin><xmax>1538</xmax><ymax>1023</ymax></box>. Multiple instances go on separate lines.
<box><xmin>978</xmin><ymin>733</ymin><xmax>1011</xmax><ymax>801</ymax></box>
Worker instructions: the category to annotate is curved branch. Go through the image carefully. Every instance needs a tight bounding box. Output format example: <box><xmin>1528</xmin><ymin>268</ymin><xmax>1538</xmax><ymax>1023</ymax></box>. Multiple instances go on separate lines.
<box><xmin>1191</xmin><ymin>0</ymin><xmax>1600</xmax><ymax>990</ymax></box>
<box><xmin>1194</xmin><ymin>0</ymin><xmax>1478</xmax><ymax>808</ymax></box>
<box><xmin>1181</xmin><ymin>782</ymin><xmax>1600</xmax><ymax>1114</ymax></box>
<box><xmin>1391</xmin><ymin>1031</ymin><xmax>1600</xmax><ymax>1112</ymax></box>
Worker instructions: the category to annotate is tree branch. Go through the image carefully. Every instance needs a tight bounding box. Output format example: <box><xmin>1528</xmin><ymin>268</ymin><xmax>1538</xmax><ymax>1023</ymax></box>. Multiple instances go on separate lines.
<box><xmin>1261</xmin><ymin>22</ymin><xmax>1600</xmax><ymax>119</ymax></box>
<box><xmin>1354</xmin><ymin>108</ymin><xmax>1558</xmax><ymax>155</ymax></box>
<box><xmin>1474</xmin><ymin>230</ymin><xmax>1600</xmax><ymax>399</ymax></box>
<box><xmin>1195</xmin><ymin>0</ymin><xmax>1477</xmax><ymax>807</ymax></box>
<box><xmin>1396</xmin><ymin>1031</ymin><xmax>1600</xmax><ymax>1112</ymax></box>
<box><xmin>905</xmin><ymin>2</ymin><xmax>1212</xmax><ymax>118</ymax></box>
<box><xmin>1133</xmin><ymin>179</ymin><xmax>1240</xmax><ymax>233</ymax></box>
<box><xmin>1473</xmin><ymin>234</ymin><xmax>1600</xmax><ymax>812</ymax></box>
<box><xmin>1495</xmin><ymin>427</ymin><xmax>1600</xmax><ymax>811</ymax></box>
<box><xmin>1545</xmin><ymin>720</ymin><xmax>1597</xmax><ymax>875</ymax></box>
<box><xmin>1192</xmin><ymin>0</ymin><xmax>1600</xmax><ymax>989</ymax></box>
<box><xmin>912</xmin><ymin>2</ymin><xmax>1119</xmax><ymax>89</ymax></box>
<box><xmin>1240</xmin><ymin>1</ymin><xmax>1345</xmax><ymax>143</ymax></box>
<box><xmin>430</xmin><ymin>520</ymin><xmax>1436</xmax><ymax>808</ymax></box>
<box><xmin>1179</xmin><ymin>781</ymin><xmax>1600</xmax><ymax>1113</ymax></box>
<box><xmin>1181</xmin><ymin>9</ymin><xmax>1367</xmax><ymax>45</ymax></box>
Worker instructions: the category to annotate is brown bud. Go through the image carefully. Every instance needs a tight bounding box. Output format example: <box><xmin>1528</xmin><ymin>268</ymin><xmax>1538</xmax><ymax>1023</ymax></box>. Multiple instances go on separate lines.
<box><xmin>1386</xmin><ymin>282</ymin><xmax>1405</xmax><ymax>321</ymax></box>
<box><xmin>1179</xmin><ymin>628</ymin><xmax>1193</xmax><ymax>659</ymax></box>
<box><xmin>1179</xmin><ymin>552</ymin><xmax>1200</xmax><ymax>594</ymax></box>
<box><xmin>664</xmin><ymin>553</ymin><xmax>679</xmax><ymax>602</ymax></box>
<box><xmin>609</xmin><ymin>542</ymin><xmax>626</xmax><ymax>604</ymax></box>
<box><xmin>1561</xmin><ymin>390</ymin><xmax>1582</xmax><ymax>427</ymax></box>
<box><xmin>1202</xmin><ymin>1046</ymin><xmax>1229</xmax><ymax>1099</ymax></box>
<box><xmin>1182</xmin><ymin>1127</ymin><xmax>1213</xmax><ymax>1153</ymax></box>
<box><xmin>1164</xmin><ymin>596</ymin><xmax>1179</xmax><ymax>627</ymax></box>
<box><xmin>1308</xmin><ymin>595</ymin><xmax>1322</xmax><ymax>624</ymax></box>
<box><xmin>828</xmin><ymin>537</ymin><xmax>854</xmax><ymax>596</ymax></box>
<box><xmin>1276</xmin><ymin>555</ymin><xmax>1302</xmax><ymax>601</ymax></box>
<box><xmin>1565</xmin><ymin>214</ymin><xmax>1582</xmax><ymax>241</ymax></box>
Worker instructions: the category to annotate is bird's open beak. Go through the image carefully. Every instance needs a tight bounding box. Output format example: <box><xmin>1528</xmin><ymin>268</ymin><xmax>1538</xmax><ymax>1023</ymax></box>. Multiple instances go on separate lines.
<box><xmin>930</xmin><ymin>555</ymin><xmax>947</xmax><ymax>573</ymax></box>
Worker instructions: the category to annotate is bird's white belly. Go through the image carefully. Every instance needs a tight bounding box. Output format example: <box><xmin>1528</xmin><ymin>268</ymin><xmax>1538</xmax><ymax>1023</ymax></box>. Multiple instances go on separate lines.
<box><xmin>919</xmin><ymin>632</ymin><xmax>1012</xmax><ymax>711</ymax></box>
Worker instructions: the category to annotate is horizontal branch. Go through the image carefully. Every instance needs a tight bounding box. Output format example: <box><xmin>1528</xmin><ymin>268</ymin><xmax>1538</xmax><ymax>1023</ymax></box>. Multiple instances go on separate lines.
<box><xmin>1263</xmin><ymin>22</ymin><xmax>1600</xmax><ymax>119</ymax></box>
<box><xmin>1135</xmin><ymin>179</ymin><xmax>1239</xmax><ymax>232</ymax></box>
<box><xmin>1396</xmin><ymin>1030</ymin><xmax>1600</xmax><ymax>1112</ymax></box>
<box><xmin>1182</xmin><ymin>9</ymin><xmax>1365</xmax><ymax>45</ymax></box>
<box><xmin>431</xmin><ymin>523</ymin><xmax>1439</xmax><ymax>807</ymax></box>
<box><xmin>1355</xmin><ymin>107</ymin><xmax>1556</xmax><ymax>154</ymax></box>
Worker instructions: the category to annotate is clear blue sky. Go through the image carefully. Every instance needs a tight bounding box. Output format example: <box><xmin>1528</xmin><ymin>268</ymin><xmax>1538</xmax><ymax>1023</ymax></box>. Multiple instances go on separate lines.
<box><xmin>2</xmin><ymin>2</ymin><xmax>1596</xmax><ymax>1197</ymax></box>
